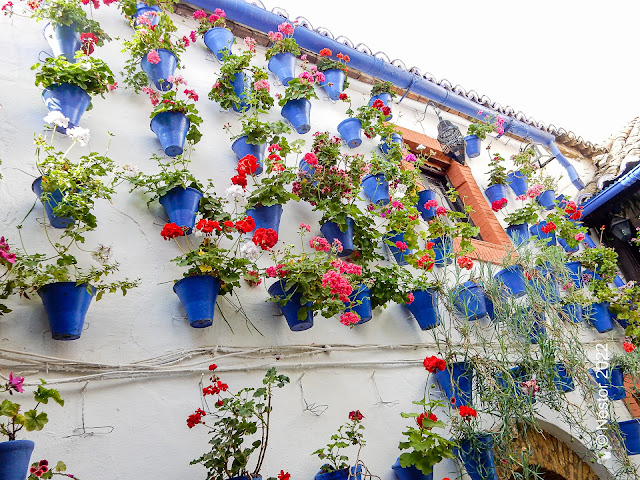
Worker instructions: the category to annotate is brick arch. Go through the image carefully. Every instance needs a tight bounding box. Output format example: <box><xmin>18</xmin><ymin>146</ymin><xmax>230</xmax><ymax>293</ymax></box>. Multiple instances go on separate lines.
<box><xmin>499</xmin><ymin>427</ymin><xmax>600</xmax><ymax>480</ymax></box>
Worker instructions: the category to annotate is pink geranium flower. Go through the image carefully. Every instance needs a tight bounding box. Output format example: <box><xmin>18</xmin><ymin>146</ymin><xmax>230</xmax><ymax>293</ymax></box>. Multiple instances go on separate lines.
<box><xmin>8</xmin><ymin>371</ymin><xmax>25</xmax><ymax>393</ymax></box>
<box><xmin>146</xmin><ymin>49</ymin><xmax>161</xmax><ymax>64</ymax></box>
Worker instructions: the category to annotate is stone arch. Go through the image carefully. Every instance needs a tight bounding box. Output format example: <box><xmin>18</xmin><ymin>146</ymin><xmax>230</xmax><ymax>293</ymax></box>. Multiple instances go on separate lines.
<box><xmin>498</xmin><ymin>426</ymin><xmax>601</xmax><ymax>480</ymax></box>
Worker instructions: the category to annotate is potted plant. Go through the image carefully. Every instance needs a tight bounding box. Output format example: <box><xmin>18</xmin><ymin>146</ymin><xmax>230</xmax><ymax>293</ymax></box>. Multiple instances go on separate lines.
<box><xmin>559</xmin><ymin>282</ymin><xmax>589</xmax><ymax>323</ymax></box>
<box><xmin>484</xmin><ymin>153</ymin><xmax>508</xmax><ymax>205</ymax></box>
<box><xmin>32</xmin><ymin>128</ymin><xmax>118</xmax><ymax>231</ymax></box>
<box><xmin>265</xmin><ymin>22</ymin><xmax>301</xmax><ymax>85</ymax></box>
<box><xmin>121</xmin><ymin>14</ymin><xmax>191</xmax><ymax>91</ymax></box>
<box><xmin>464</xmin><ymin>120</ymin><xmax>495</xmax><ymax>159</ymax></box>
<box><xmin>316</xmin><ymin>48</ymin><xmax>350</xmax><ymax>100</ymax></box>
<box><xmin>507</xmin><ymin>148</ymin><xmax>537</xmax><ymax>196</ymax></box>
<box><xmin>29</xmin><ymin>0</ymin><xmax>111</xmax><ymax>61</ymax></box>
<box><xmin>143</xmin><ymin>83</ymin><xmax>202</xmax><ymax>156</ymax></box>
<box><xmin>368</xmin><ymin>81</ymin><xmax>396</xmax><ymax>120</ymax></box>
<box><xmin>188</xmin><ymin>366</ymin><xmax>290</xmax><ymax>479</ymax></box>
<box><xmin>395</xmin><ymin>398</ymin><xmax>456</xmax><ymax>479</ymax></box>
<box><xmin>342</xmin><ymin>94</ymin><xmax>392</xmax><ymax>147</ymax></box>
<box><xmin>503</xmin><ymin>202</ymin><xmax>540</xmax><ymax>245</ymax></box>
<box><xmin>225</xmin><ymin>115</ymin><xmax>293</xmax><ymax>174</ymax></box>
<box><xmin>32</xmin><ymin>53</ymin><xmax>115</xmax><ymax>132</ymax></box>
<box><xmin>0</xmin><ymin>372</ymin><xmax>64</xmax><ymax>480</ymax></box>
<box><xmin>245</xmin><ymin>151</ymin><xmax>300</xmax><ymax>234</ymax></box>
<box><xmin>530</xmin><ymin>177</ymin><xmax>557</xmax><ymax>210</ymax></box>
<box><xmin>428</xmin><ymin>356</ymin><xmax>473</xmax><ymax>408</ymax></box>
<box><xmin>451</xmin><ymin>407</ymin><xmax>497</xmax><ymax>480</ymax></box>
<box><xmin>192</xmin><ymin>8</ymin><xmax>234</xmax><ymax>61</ymax></box>
<box><xmin>277</xmin><ymin>65</ymin><xmax>322</xmax><ymax>134</ymax></box>
<box><xmin>312</xmin><ymin>411</ymin><xmax>367</xmax><ymax>480</ymax></box>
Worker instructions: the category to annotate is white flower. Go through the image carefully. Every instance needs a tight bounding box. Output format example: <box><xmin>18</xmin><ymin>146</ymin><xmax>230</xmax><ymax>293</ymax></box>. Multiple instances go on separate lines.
<box><xmin>121</xmin><ymin>164</ymin><xmax>141</xmax><ymax>177</ymax></box>
<box><xmin>240</xmin><ymin>242</ymin><xmax>261</xmax><ymax>261</ymax></box>
<box><xmin>416</xmin><ymin>144</ymin><xmax>426</xmax><ymax>150</ymax></box>
<box><xmin>393</xmin><ymin>184</ymin><xmax>407</xmax><ymax>199</ymax></box>
<box><xmin>91</xmin><ymin>244</ymin><xmax>113</xmax><ymax>264</ymax></box>
<box><xmin>67</xmin><ymin>126</ymin><xmax>91</xmax><ymax>146</ymax></box>
<box><xmin>225</xmin><ymin>185</ymin><xmax>245</xmax><ymax>201</ymax></box>
<box><xmin>43</xmin><ymin>111</ymin><xmax>69</xmax><ymax>128</ymax></box>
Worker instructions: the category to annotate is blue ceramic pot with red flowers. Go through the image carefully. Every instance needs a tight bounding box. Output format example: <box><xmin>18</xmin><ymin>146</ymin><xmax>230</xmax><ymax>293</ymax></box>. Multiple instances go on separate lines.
<box><xmin>435</xmin><ymin>361</ymin><xmax>473</xmax><ymax>407</ymax></box>
<box><xmin>134</xmin><ymin>3</ymin><xmax>161</xmax><ymax>27</ymax></box>
<box><xmin>320</xmin><ymin>68</ymin><xmax>346</xmax><ymax>100</ymax></box>
<box><xmin>159</xmin><ymin>186</ymin><xmax>203</xmax><ymax>234</ymax></box>
<box><xmin>231</xmin><ymin>135</ymin><xmax>265</xmax><ymax>175</ymax></box>
<box><xmin>406</xmin><ymin>289</ymin><xmax>440</xmax><ymax>330</ymax></box>
<box><xmin>314</xmin><ymin>465</ymin><xmax>362</xmax><ymax>480</ymax></box>
<box><xmin>417</xmin><ymin>189</ymin><xmax>437</xmax><ymax>221</ymax></box>
<box><xmin>203</xmin><ymin>27</ymin><xmax>235</xmax><ymax>60</ymax></box>
<box><xmin>343</xmin><ymin>285</ymin><xmax>372</xmax><ymax>324</ymax></box>
<box><xmin>369</xmin><ymin>93</ymin><xmax>392</xmax><ymax>120</ymax></box>
<box><xmin>246</xmin><ymin>204</ymin><xmax>282</xmax><ymax>234</ymax></box>
<box><xmin>485</xmin><ymin>184</ymin><xmax>508</xmax><ymax>203</ymax></box>
<box><xmin>0</xmin><ymin>440</ymin><xmax>35</xmax><ymax>480</ymax></box>
<box><xmin>379</xmin><ymin>133</ymin><xmax>403</xmax><ymax>156</ymax></box>
<box><xmin>43</xmin><ymin>23</ymin><xmax>81</xmax><ymax>62</ymax></box>
<box><xmin>529</xmin><ymin>221</ymin><xmax>557</xmax><ymax>246</ymax></box>
<box><xmin>320</xmin><ymin>218</ymin><xmax>354</xmax><ymax>257</ymax></box>
<box><xmin>173</xmin><ymin>275</ymin><xmax>221</xmax><ymax>328</ymax></box>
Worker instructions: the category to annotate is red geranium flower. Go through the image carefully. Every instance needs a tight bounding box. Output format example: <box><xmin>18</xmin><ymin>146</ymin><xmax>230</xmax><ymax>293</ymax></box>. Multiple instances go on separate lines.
<box><xmin>459</xmin><ymin>405</ymin><xmax>477</xmax><ymax>419</ymax></box>
<box><xmin>339</xmin><ymin>93</ymin><xmax>349</xmax><ymax>101</ymax></box>
<box><xmin>252</xmin><ymin>228</ymin><xmax>278</xmax><ymax>250</ymax></box>
<box><xmin>423</xmin><ymin>355</ymin><xmax>446</xmax><ymax>373</ymax></box>
<box><xmin>208</xmin><ymin>364</ymin><xmax>217</xmax><ymax>371</ymax></box>
<box><xmin>278</xmin><ymin>471</ymin><xmax>291</xmax><ymax>480</ymax></box>
<box><xmin>236</xmin><ymin>216</ymin><xmax>256</xmax><ymax>233</ymax></box>
<box><xmin>231</xmin><ymin>174</ymin><xmax>247</xmax><ymax>188</ymax></box>
<box><xmin>457</xmin><ymin>255</ymin><xmax>473</xmax><ymax>270</ymax></box>
<box><xmin>319</xmin><ymin>48</ymin><xmax>332</xmax><ymax>57</ymax></box>
<box><xmin>416</xmin><ymin>412</ymin><xmax>438</xmax><ymax>429</ymax></box>
<box><xmin>237</xmin><ymin>154</ymin><xmax>259</xmax><ymax>175</ymax></box>
<box><xmin>160</xmin><ymin>222</ymin><xmax>184</xmax><ymax>240</ymax></box>
<box><xmin>348</xmin><ymin>410</ymin><xmax>364</xmax><ymax>421</ymax></box>
<box><xmin>624</xmin><ymin>342</ymin><xmax>636</xmax><ymax>353</ymax></box>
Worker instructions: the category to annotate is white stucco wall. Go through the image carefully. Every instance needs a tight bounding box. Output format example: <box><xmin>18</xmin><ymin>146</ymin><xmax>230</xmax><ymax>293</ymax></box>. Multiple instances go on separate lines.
<box><xmin>0</xmin><ymin>5</ymin><xmax>636</xmax><ymax>480</ymax></box>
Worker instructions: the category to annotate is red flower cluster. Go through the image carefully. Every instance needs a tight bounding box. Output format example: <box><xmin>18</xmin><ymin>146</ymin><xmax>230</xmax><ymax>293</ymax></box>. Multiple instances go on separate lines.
<box><xmin>457</xmin><ymin>255</ymin><xmax>473</xmax><ymax>270</ymax></box>
<box><xmin>231</xmin><ymin>174</ymin><xmax>247</xmax><ymax>188</ymax></box>
<box><xmin>416</xmin><ymin>412</ymin><xmax>437</xmax><ymax>429</ymax></box>
<box><xmin>436</xmin><ymin>206</ymin><xmax>448</xmax><ymax>216</ymax></box>
<box><xmin>563</xmin><ymin>200</ymin><xmax>583</xmax><ymax>220</ymax></box>
<box><xmin>245</xmin><ymin>270</ymin><xmax>262</xmax><ymax>286</ymax></box>
<box><xmin>624</xmin><ymin>342</ymin><xmax>636</xmax><ymax>353</ymax></box>
<box><xmin>491</xmin><ymin>197</ymin><xmax>508</xmax><ymax>212</ymax></box>
<box><xmin>252</xmin><ymin>228</ymin><xmax>278</xmax><ymax>250</ymax></box>
<box><xmin>238</xmin><ymin>154</ymin><xmax>259</xmax><ymax>175</ymax></box>
<box><xmin>319</xmin><ymin>48</ymin><xmax>332</xmax><ymax>56</ymax></box>
<box><xmin>371</xmin><ymin>99</ymin><xmax>391</xmax><ymax>117</ymax></box>
<box><xmin>161</xmin><ymin>222</ymin><xmax>185</xmax><ymax>240</ymax></box>
<box><xmin>540</xmin><ymin>221</ymin><xmax>557</xmax><ymax>234</ymax></box>
<box><xmin>278</xmin><ymin>471</ymin><xmax>291</xmax><ymax>480</ymax></box>
<box><xmin>348</xmin><ymin>410</ymin><xmax>364</xmax><ymax>421</ymax></box>
<box><xmin>236</xmin><ymin>216</ymin><xmax>256</xmax><ymax>234</ymax></box>
<box><xmin>208</xmin><ymin>364</ymin><xmax>217</xmax><ymax>371</ymax></box>
<box><xmin>266</xmin><ymin>264</ymin><xmax>290</xmax><ymax>278</ymax></box>
<box><xmin>423</xmin><ymin>355</ymin><xmax>446</xmax><ymax>373</ymax></box>
<box><xmin>203</xmin><ymin>380</ymin><xmax>229</xmax><ymax>396</ymax></box>
<box><xmin>196</xmin><ymin>219</ymin><xmax>222</xmax><ymax>234</ymax></box>
<box><xmin>339</xmin><ymin>93</ymin><xmax>349</xmax><ymax>101</ymax></box>
<box><xmin>459</xmin><ymin>405</ymin><xmax>477</xmax><ymax>419</ymax></box>
<box><xmin>416</xmin><ymin>253</ymin><xmax>435</xmax><ymax>271</ymax></box>
<box><xmin>29</xmin><ymin>460</ymin><xmax>49</xmax><ymax>477</ymax></box>
<box><xmin>336</xmin><ymin>52</ymin><xmax>350</xmax><ymax>62</ymax></box>
<box><xmin>187</xmin><ymin>408</ymin><xmax>206</xmax><ymax>428</ymax></box>
<box><xmin>80</xmin><ymin>32</ymin><xmax>97</xmax><ymax>55</ymax></box>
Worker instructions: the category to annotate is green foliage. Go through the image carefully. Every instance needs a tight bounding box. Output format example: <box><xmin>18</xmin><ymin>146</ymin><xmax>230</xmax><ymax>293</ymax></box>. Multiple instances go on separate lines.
<box><xmin>149</xmin><ymin>89</ymin><xmax>203</xmax><ymax>145</ymax></box>
<box><xmin>232</xmin><ymin>114</ymin><xmax>292</xmax><ymax>149</ymax></box>
<box><xmin>504</xmin><ymin>202</ymin><xmax>541</xmax><ymax>227</ymax></box>
<box><xmin>277</xmin><ymin>76</ymin><xmax>319</xmax><ymax>106</ymax></box>
<box><xmin>32</xmin><ymin>53</ymin><xmax>115</xmax><ymax>106</ymax></box>
<box><xmin>511</xmin><ymin>148</ymin><xmax>537</xmax><ymax>177</ymax></box>
<box><xmin>245</xmin><ymin>159</ymin><xmax>299</xmax><ymax>209</ymax></box>
<box><xmin>208</xmin><ymin>50</ymin><xmax>254</xmax><ymax>111</ymax></box>
<box><xmin>28</xmin><ymin>459</ymin><xmax>70</xmax><ymax>479</ymax></box>
<box><xmin>34</xmin><ymin>0</ymin><xmax>110</xmax><ymax>43</ymax></box>
<box><xmin>370</xmin><ymin>81</ymin><xmax>396</xmax><ymax>98</ymax></box>
<box><xmin>312</xmin><ymin>413</ymin><xmax>366</xmax><ymax>472</ymax></box>
<box><xmin>466</xmin><ymin>121</ymin><xmax>495</xmax><ymax>140</ymax></box>
<box><xmin>487</xmin><ymin>153</ymin><xmax>508</xmax><ymax>186</ymax></box>
<box><xmin>190</xmin><ymin>368</ymin><xmax>290</xmax><ymax>480</ymax></box>
<box><xmin>265</xmin><ymin>34</ymin><xmax>300</xmax><ymax>60</ymax></box>
<box><xmin>316</xmin><ymin>54</ymin><xmax>350</xmax><ymax>90</ymax></box>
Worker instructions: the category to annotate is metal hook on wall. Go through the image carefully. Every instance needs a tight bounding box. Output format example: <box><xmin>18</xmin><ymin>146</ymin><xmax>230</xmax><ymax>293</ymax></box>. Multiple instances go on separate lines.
<box><xmin>371</xmin><ymin>371</ymin><xmax>399</xmax><ymax>406</ymax></box>
<box><xmin>64</xmin><ymin>383</ymin><xmax>114</xmax><ymax>438</ymax></box>
<box><xmin>418</xmin><ymin>101</ymin><xmax>442</xmax><ymax>123</ymax></box>
<box><xmin>298</xmin><ymin>373</ymin><xmax>328</xmax><ymax>416</ymax></box>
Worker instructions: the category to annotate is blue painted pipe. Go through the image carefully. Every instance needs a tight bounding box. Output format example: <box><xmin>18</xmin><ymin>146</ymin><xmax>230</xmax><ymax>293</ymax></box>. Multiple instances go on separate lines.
<box><xmin>581</xmin><ymin>163</ymin><xmax>640</xmax><ymax>217</ymax></box>
<box><xmin>188</xmin><ymin>0</ymin><xmax>583</xmax><ymax>188</ymax></box>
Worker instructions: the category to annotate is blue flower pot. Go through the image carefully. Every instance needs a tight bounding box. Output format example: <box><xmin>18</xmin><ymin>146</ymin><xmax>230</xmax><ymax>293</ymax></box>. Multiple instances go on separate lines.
<box><xmin>320</xmin><ymin>218</ymin><xmax>354</xmax><ymax>257</ymax></box>
<box><xmin>0</xmin><ymin>440</ymin><xmax>35</xmax><ymax>480</ymax></box>
<box><xmin>406</xmin><ymin>289</ymin><xmax>440</xmax><ymax>331</ymax></box>
<box><xmin>298</xmin><ymin>158</ymin><xmax>316</xmax><ymax>177</ymax></box>
<box><xmin>268</xmin><ymin>281</ymin><xmax>314</xmax><ymax>332</ymax></box>
<box><xmin>369</xmin><ymin>92</ymin><xmax>392</xmax><ymax>120</ymax></box>
<box><xmin>464</xmin><ymin>135</ymin><xmax>481</xmax><ymax>158</ymax></box>
<box><xmin>314</xmin><ymin>466</ymin><xmax>362</xmax><ymax>480</ymax></box>
<box><xmin>268</xmin><ymin>52</ymin><xmax>297</xmax><ymax>85</ymax></box>
<box><xmin>203</xmin><ymin>27</ymin><xmax>235</xmax><ymax>61</ymax></box>
<box><xmin>320</xmin><ymin>68</ymin><xmax>345</xmax><ymax>100</ymax></box>
<box><xmin>150</xmin><ymin>111</ymin><xmax>190</xmax><ymax>157</ymax></box>
<box><xmin>158</xmin><ymin>186</ymin><xmax>203</xmax><ymax>234</ymax></box>
<box><xmin>133</xmin><ymin>3</ymin><xmax>161</xmax><ymax>26</ymax></box>
<box><xmin>561</xmin><ymin>303</ymin><xmax>583</xmax><ymax>323</ymax></box>
<box><xmin>618</xmin><ymin>419</ymin><xmax>640</xmax><ymax>455</ymax></box>
<box><xmin>431</xmin><ymin>236</ymin><xmax>453</xmax><ymax>266</ymax></box>
<box><xmin>391</xmin><ymin>458</ymin><xmax>433</xmax><ymax>480</ymax></box>
<box><xmin>337</xmin><ymin>118</ymin><xmax>362</xmax><ymax>148</ymax></box>
<box><xmin>246</xmin><ymin>204</ymin><xmax>282</xmax><ymax>234</ymax></box>
<box><xmin>506</xmin><ymin>170</ymin><xmax>528</xmax><ymax>196</ymax></box>
<box><xmin>173</xmin><ymin>275</ymin><xmax>221</xmax><ymax>328</ymax></box>
<box><xmin>565</xmin><ymin>261</ymin><xmax>583</xmax><ymax>288</ymax></box>
<box><xmin>43</xmin><ymin>23</ymin><xmax>80</xmax><ymax>62</ymax></box>
<box><xmin>589</xmin><ymin>365</ymin><xmax>625</xmax><ymax>400</ymax></box>
<box><xmin>361</xmin><ymin>173</ymin><xmax>390</xmax><ymax>205</ymax></box>
<box><xmin>435</xmin><ymin>361</ymin><xmax>472</xmax><ymax>408</ymax></box>
<box><xmin>281</xmin><ymin>98</ymin><xmax>311</xmax><ymax>134</ymax></box>
<box><xmin>557</xmin><ymin>237</ymin><xmax>579</xmax><ymax>253</ymax></box>
<box><xmin>38</xmin><ymin>282</ymin><xmax>96</xmax><ymax>340</ymax></box>
<box><xmin>42</xmin><ymin>83</ymin><xmax>91</xmax><ymax>133</ymax></box>
<box><xmin>453</xmin><ymin>282</ymin><xmax>487</xmax><ymax>321</ymax></box>
<box><xmin>553</xmin><ymin>363</ymin><xmax>575</xmax><ymax>393</ymax></box>
<box><xmin>506</xmin><ymin>223</ymin><xmax>530</xmax><ymax>245</ymax></box>
<box><xmin>485</xmin><ymin>296</ymin><xmax>496</xmax><ymax>321</ymax></box>
<box><xmin>456</xmin><ymin>434</ymin><xmax>497</xmax><ymax>480</ymax></box>
<box><xmin>344</xmin><ymin>285</ymin><xmax>372</xmax><ymax>324</ymax></box>
<box><xmin>494</xmin><ymin>265</ymin><xmax>527</xmax><ymax>298</ymax></box>
<box><xmin>485</xmin><ymin>184</ymin><xmax>508</xmax><ymax>203</ymax></box>
<box><xmin>230</xmin><ymin>72</ymin><xmax>251</xmax><ymax>113</ymax></box>
<box><xmin>536</xmin><ymin>189</ymin><xmax>556</xmax><ymax>210</ymax></box>
<box><xmin>140</xmin><ymin>48</ymin><xmax>177</xmax><ymax>91</ymax></box>
<box><xmin>379</xmin><ymin>133</ymin><xmax>403</xmax><ymax>156</ymax></box>
<box><xmin>386</xmin><ymin>231</ymin><xmax>413</xmax><ymax>265</ymax></box>
<box><xmin>522</xmin><ymin>308</ymin><xmax>546</xmax><ymax>344</ymax></box>
<box><xmin>32</xmin><ymin>176</ymin><xmax>75</xmax><ymax>229</ymax></box>
<box><xmin>529</xmin><ymin>222</ymin><xmax>557</xmax><ymax>246</ymax></box>
<box><xmin>585</xmin><ymin>302</ymin><xmax>614</xmax><ymax>333</ymax></box>
<box><xmin>231</xmin><ymin>135</ymin><xmax>265</xmax><ymax>175</ymax></box>
<box><xmin>529</xmin><ymin>266</ymin><xmax>560</xmax><ymax>303</ymax></box>
<box><xmin>496</xmin><ymin>366</ymin><xmax>535</xmax><ymax>402</ymax></box>
<box><xmin>417</xmin><ymin>189</ymin><xmax>437</xmax><ymax>220</ymax></box>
